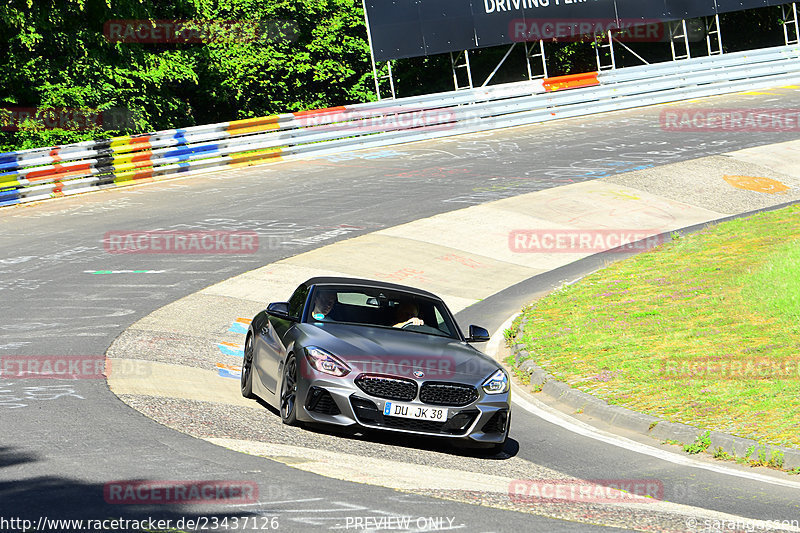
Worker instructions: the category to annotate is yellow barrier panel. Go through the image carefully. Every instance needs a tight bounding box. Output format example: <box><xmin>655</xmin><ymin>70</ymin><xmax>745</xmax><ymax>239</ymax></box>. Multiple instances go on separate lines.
<box><xmin>229</xmin><ymin>147</ymin><xmax>283</xmax><ymax>168</ymax></box>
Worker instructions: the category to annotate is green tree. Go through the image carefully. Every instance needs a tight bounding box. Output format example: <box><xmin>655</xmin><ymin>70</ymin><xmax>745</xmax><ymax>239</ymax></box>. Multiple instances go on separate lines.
<box><xmin>0</xmin><ymin>0</ymin><xmax>375</xmax><ymax>151</ymax></box>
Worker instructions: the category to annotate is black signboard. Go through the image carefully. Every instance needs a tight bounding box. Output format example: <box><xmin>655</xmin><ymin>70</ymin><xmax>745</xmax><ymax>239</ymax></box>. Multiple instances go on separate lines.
<box><xmin>364</xmin><ymin>0</ymin><xmax>781</xmax><ymax>61</ymax></box>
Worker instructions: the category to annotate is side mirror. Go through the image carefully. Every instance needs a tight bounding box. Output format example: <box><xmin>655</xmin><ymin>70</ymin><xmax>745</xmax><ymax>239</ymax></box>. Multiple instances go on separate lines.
<box><xmin>467</xmin><ymin>325</ymin><xmax>490</xmax><ymax>342</ymax></box>
<box><xmin>266</xmin><ymin>302</ymin><xmax>292</xmax><ymax>320</ymax></box>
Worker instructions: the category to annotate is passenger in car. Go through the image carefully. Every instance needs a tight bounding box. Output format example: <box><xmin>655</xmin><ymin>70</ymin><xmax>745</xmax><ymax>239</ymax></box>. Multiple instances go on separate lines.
<box><xmin>392</xmin><ymin>300</ymin><xmax>425</xmax><ymax>328</ymax></box>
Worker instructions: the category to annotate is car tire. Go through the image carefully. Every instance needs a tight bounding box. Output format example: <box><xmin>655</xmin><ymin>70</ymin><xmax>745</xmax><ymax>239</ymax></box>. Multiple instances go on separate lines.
<box><xmin>280</xmin><ymin>354</ymin><xmax>298</xmax><ymax>425</ymax></box>
<box><xmin>241</xmin><ymin>334</ymin><xmax>255</xmax><ymax>399</ymax></box>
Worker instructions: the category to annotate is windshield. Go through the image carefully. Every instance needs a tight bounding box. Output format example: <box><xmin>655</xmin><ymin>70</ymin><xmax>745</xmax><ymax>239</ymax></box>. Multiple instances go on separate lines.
<box><xmin>305</xmin><ymin>285</ymin><xmax>460</xmax><ymax>339</ymax></box>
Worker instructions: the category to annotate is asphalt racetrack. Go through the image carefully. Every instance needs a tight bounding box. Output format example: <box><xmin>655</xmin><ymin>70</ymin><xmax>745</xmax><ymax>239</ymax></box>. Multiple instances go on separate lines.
<box><xmin>2</xmin><ymin>88</ymin><xmax>800</xmax><ymax>532</ymax></box>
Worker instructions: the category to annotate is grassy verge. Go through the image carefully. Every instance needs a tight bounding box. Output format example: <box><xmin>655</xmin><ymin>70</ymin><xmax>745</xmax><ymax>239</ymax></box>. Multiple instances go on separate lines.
<box><xmin>508</xmin><ymin>204</ymin><xmax>800</xmax><ymax>449</ymax></box>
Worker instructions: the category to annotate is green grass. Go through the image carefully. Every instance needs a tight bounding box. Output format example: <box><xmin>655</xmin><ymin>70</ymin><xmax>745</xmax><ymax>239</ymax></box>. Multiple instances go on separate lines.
<box><xmin>684</xmin><ymin>431</ymin><xmax>711</xmax><ymax>455</ymax></box>
<box><xmin>742</xmin><ymin>239</ymin><xmax>800</xmax><ymax>329</ymax></box>
<box><xmin>509</xmin><ymin>204</ymin><xmax>800</xmax><ymax>449</ymax></box>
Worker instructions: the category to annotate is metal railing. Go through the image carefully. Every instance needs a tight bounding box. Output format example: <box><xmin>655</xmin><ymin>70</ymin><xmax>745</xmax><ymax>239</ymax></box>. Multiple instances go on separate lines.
<box><xmin>2</xmin><ymin>44</ymin><xmax>799</xmax><ymax>207</ymax></box>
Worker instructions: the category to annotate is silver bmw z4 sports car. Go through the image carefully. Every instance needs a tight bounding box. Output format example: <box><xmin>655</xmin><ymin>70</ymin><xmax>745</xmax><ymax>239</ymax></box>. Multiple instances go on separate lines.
<box><xmin>241</xmin><ymin>277</ymin><xmax>511</xmax><ymax>452</ymax></box>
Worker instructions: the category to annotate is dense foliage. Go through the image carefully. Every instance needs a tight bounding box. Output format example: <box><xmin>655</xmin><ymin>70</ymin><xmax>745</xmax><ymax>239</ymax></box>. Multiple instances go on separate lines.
<box><xmin>0</xmin><ymin>0</ymin><xmax>374</xmax><ymax>150</ymax></box>
<box><xmin>0</xmin><ymin>1</ymin><xmax>788</xmax><ymax>151</ymax></box>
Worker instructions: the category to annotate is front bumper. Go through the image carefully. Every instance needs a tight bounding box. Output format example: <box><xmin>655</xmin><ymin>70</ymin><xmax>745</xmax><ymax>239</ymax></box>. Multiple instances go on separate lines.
<box><xmin>294</xmin><ymin>374</ymin><xmax>510</xmax><ymax>444</ymax></box>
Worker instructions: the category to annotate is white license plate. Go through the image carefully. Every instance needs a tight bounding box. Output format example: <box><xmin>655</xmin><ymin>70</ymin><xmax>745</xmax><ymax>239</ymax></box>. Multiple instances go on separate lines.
<box><xmin>383</xmin><ymin>401</ymin><xmax>448</xmax><ymax>421</ymax></box>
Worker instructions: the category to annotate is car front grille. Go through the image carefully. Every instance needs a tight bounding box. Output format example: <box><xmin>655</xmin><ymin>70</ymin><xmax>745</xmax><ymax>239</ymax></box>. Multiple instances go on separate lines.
<box><xmin>380</xmin><ymin>409</ymin><xmax>479</xmax><ymax>435</ymax></box>
<box><xmin>380</xmin><ymin>417</ymin><xmax>448</xmax><ymax>433</ymax></box>
<box><xmin>354</xmin><ymin>374</ymin><xmax>417</xmax><ymax>401</ymax></box>
<box><xmin>420</xmin><ymin>382</ymin><xmax>479</xmax><ymax>407</ymax></box>
<box><xmin>349</xmin><ymin>396</ymin><xmax>478</xmax><ymax>436</ymax></box>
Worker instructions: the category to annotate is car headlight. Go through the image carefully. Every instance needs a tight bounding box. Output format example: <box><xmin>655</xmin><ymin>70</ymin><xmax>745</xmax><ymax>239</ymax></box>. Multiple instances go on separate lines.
<box><xmin>482</xmin><ymin>369</ymin><xmax>508</xmax><ymax>394</ymax></box>
<box><xmin>304</xmin><ymin>346</ymin><xmax>351</xmax><ymax>377</ymax></box>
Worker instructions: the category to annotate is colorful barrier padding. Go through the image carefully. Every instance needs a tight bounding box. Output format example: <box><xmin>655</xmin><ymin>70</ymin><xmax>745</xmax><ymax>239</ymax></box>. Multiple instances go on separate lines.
<box><xmin>3</xmin><ymin>43</ymin><xmax>800</xmax><ymax>207</ymax></box>
<box><xmin>0</xmin><ymin>82</ymin><xmax>553</xmax><ymax>207</ymax></box>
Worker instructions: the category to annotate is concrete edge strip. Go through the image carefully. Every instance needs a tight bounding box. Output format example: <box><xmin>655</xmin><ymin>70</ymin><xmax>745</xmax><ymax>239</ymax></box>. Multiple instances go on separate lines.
<box><xmin>107</xmin><ymin>358</ymin><xmax>259</xmax><ymax>409</ymax></box>
<box><xmin>204</xmin><ymin>436</ymin><xmax>800</xmax><ymax>531</ymax></box>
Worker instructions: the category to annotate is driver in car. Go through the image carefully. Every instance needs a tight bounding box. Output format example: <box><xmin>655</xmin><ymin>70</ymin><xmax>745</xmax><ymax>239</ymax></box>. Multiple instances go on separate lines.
<box><xmin>393</xmin><ymin>300</ymin><xmax>424</xmax><ymax>328</ymax></box>
<box><xmin>311</xmin><ymin>291</ymin><xmax>338</xmax><ymax>321</ymax></box>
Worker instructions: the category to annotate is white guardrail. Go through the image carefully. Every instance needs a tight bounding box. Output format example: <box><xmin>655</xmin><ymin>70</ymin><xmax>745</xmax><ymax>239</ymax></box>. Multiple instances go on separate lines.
<box><xmin>2</xmin><ymin>44</ymin><xmax>799</xmax><ymax>207</ymax></box>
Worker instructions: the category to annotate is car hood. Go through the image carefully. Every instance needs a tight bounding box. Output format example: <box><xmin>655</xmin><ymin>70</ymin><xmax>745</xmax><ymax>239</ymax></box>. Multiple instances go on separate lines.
<box><xmin>296</xmin><ymin>323</ymin><xmax>500</xmax><ymax>381</ymax></box>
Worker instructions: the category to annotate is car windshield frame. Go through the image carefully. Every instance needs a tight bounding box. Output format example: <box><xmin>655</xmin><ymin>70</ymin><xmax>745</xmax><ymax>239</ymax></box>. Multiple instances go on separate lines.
<box><xmin>302</xmin><ymin>284</ymin><xmax>463</xmax><ymax>340</ymax></box>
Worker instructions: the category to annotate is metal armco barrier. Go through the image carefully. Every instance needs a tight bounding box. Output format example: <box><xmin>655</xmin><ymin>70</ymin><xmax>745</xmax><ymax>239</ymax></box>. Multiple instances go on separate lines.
<box><xmin>2</xmin><ymin>44</ymin><xmax>799</xmax><ymax>207</ymax></box>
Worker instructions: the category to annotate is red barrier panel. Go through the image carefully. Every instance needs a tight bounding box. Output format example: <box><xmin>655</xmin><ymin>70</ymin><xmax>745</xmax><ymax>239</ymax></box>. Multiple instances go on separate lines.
<box><xmin>543</xmin><ymin>72</ymin><xmax>600</xmax><ymax>92</ymax></box>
